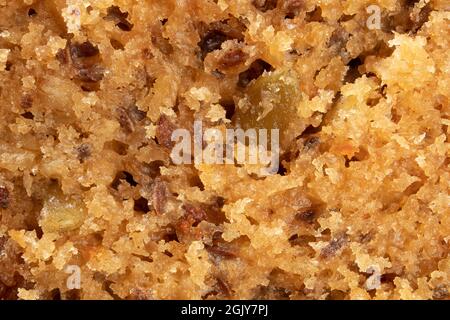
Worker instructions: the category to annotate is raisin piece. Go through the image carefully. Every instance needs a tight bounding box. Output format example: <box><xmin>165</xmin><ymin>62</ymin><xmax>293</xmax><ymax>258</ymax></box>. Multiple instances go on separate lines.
<box><xmin>283</xmin><ymin>0</ymin><xmax>304</xmax><ymax>18</ymax></box>
<box><xmin>151</xmin><ymin>35</ymin><xmax>173</xmax><ymax>55</ymax></box>
<box><xmin>129</xmin><ymin>105</ymin><xmax>147</xmax><ymax>122</ymax></box>
<box><xmin>20</xmin><ymin>94</ymin><xmax>33</xmax><ymax>109</ymax></box>
<box><xmin>106</xmin><ymin>6</ymin><xmax>129</xmax><ymax>21</ymax></box>
<box><xmin>218</xmin><ymin>49</ymin><xmax>247</xmax><ymax>69</ymax></box>
<box><xmin>76</xmin><ymin>144</ymin><xmax>91</xmax><ymax>162</ymax></box>
<box><xmin>320</xmin><ymin>233</ymin><xmax>348</xmax><ymax>258</ymax></box>
<box><xmin>76</xmin><ymin>65</ymin><xmax>105</xmax><ymax>83</ymax></box>
<box><xmin>70</xmin><ymin>42</ymin><xmax>100</xmax><ymax>59</ymax></box>
<box><xmin>21</xmin><ymin>112</ymin><xmax>34</xmax><ymax>120</ymax></box>
<box><xmin>105</xmin><ymin>6</ymin><xmax>133</xmax><ymax>31</ymax></box>
<box><xmin>206</xmin><ymin>245</ymin><xmax>236</xmax><ymax>260</ymax></box>
<box><xmin>151</xmin><ymin>178</ymin><xmax>168</xmax><ymax>214</ymax></box>
<box><xmin>182</xmin><ymin>203</ymin><xmax>207</xmax><ymax>227</ymax></box>
<box><xmin>0</xmin><ymin>186</ymin><xmax>9</xmax><ymax>209</ymax></box>
<box><xmin>295</xmin><ymin>209</ymin><xmax>316</xmax><ymax>223</ymax></box>
<box><xmin>155</xmin><ymin>115</ymin><xmax>176</xmax><ymax>148</ymax></box>
<box><xmin>28</xmin><ymin>8</ymin><xmax>37</xmax><ymax>17</ymax></box>
<box><xmin>199</xmin><ymin>30</ymin><xmax>228</xmax><ymax>57</ymax></box>
<box><xmin>252</xmin><ymin>0</ymin><xmax>278</xmax><ymax>12</ymax></box>
<box><xmin>55</xmin><ymin>48</ymin><xmax>69</xmax><ymax>64</ymax></box>
<box><xmin>117</xmin><ymin>107</ymin><xmax>135</xmax><ymax>133</ymax></box>
<box><xmin>117</xmin><ymin>106</ymin><xmax>146</xmax><ymax>133</ymax></box>
<box><xmin>433</xmin><ymin>285</ymin><xmax>449</xmax><ymax>300</ymax></box>
<box><xmin>410</xmin><ymin>4</ymin><xmax>431</xmax><ymax>34</ymax></box>
<box><xmin>304</xmin><ymin>136</ymin><xmax>320</xmax><ymax>150</ymax></box>
<box><xmin>134</xmin><ymin>197</ymin><xmax>150</xmax><ymax>214</ymax></box>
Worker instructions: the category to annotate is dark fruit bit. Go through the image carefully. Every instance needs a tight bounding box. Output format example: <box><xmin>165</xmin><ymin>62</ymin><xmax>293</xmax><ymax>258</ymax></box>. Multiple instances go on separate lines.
<box><xmin>433</xmin><ymin>284</ymin><xmax>448</xmax><ymax>300</ymax></box>
<box><xmin>320</xmin><ymin>233</ymin><xmax>348</xmax><ymax>258</ymax></box>
<box><xmin>155</xmin><ymin>115</ymin><xmax>177</xmax><ymax>148</ymax></box>
<box><xmin>206</xmin><ymin>245</ymin><xmax>236</xmax><ymax>260</ymax></box>
<box><xmin>55</xmin><ymin>48</ymin><xmax>68</xmax><ymax>64</ymax></box>
<box><xmin>20</xmin><ymin>94</ymin><xmax>33</xmax><ymax>109</ymax></box>
<box><xmin>70</xmin><ymin>42</ymin><xmax>100</xmax><ymax>59</ymax></box>
<box><xmin>252</xmin><ymin>0</ymin><xmax>278</xmax><ymax>12</ymax></box>
<box><xmin>151</xmin><ymin>178</ymin><xmax>168</xmax><ymax>214</ymax></box>
<box><xmin>77</xmin><ymin>65</ymin><xmax>105</xmax><ymax>83</ymax></box>
<box><xmin>304</xmin><ymin>136</ymin><xmax>320</xmax><ymax>150</ymax></box>
<box><xmin>218</xmin><ymin>49</ymin><xmax>247</xmax><ymax>69</ymax></box>
<box><xmin>283</xmin><ymin>0</ymin><xmax>304</xmax><ymax>18</ymax></box>
<box><xmin>199</xmin><ymin>30</ymin><xmax>228</xmax><ymax>57</ymax></box>
<box><xmin>117</xmin><ymin>106</ymin><xmax>146</xmax><ymax>133</ymax></box>
<box><xmin>76</xmin><ymin>144</ymin><xmax>92</xmax><ymax>162</ymax></box>
<box><xmin>105</xmin><ymin>6</ymin><xmax>133</xmax><ymax>31</ymax></box>
<box><xmin>295</xmin><ymin>209</ymin><xmax>316</xmax><ymax>223</ymax></box>
<box><xmin>0</xmin><ymin>186</ymin><xmax>10</xmax><ymax>209</ymax></box>
<box><xmin>182</xmin><ymin>203</ymin><xmax>207</xmax><ymax>227</ymax></box>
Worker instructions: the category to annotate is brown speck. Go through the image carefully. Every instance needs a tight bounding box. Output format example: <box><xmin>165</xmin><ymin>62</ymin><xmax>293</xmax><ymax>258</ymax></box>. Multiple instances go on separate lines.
<box><xmin>252</xmin><ymin>0</ymin><xmax>278</xmax><ymax>12</ymax></box>
<box><xmin>134</xmin><ymin>197</ymin><xmax>150</xmax><ymax>214</ymax></box>
<box><xmin>55</xmin><ymin>48</ymin><xmax>69</xmax><ymax>64</ymax></box>
<box><xmin>182</xmin><ymin>203</ymin><xmax>207</xmax><ymax>226</ymax></box>
<box><xmin>151</xmin><ymin>35</ymin><xmax>173</xmax><ymax>55</ymax></box>
<box><xmin>433</xmin><ymin>284</ymin><xmax>448</xmax><ymax>300</ymax></box>
<box><xmin>283</xmin><ymin>0</ymin><xmax>304</xmax><ymax>18</ymax></box>
<box><xmin>155</xmin><ymin>115</ymin><xmax>176</xmax><ymax>148</ymax></box>
<box><xmin>359</xmin><ymin>231</ymin><xmax>373</xmax><ymax>243</ymax></box>
<box><xmin>110</xmin><ymin>39</ymin><xmax>124</xmax><ymax>50</ymax></box>
<box><xmin>20</xmin><ymin>94</ymin><xmax>33</xmax><ymax>109</ymax></box>
<box><xmin>219</xmin><ymin>49</ymin><xmax>247</xmax><ymax>69</ymax></box>
<box><xmin>0</xmin><ymin>236</ymin><xmax>7</xmax><ymax>252</ymax></box>
<box><xmin>142</xmin><ymin>48</ymin><xmax>153</xmax><ymax>60</ymax></box>
<box><xmin>76</xmin><ymin>144</ymin><xmax>91</xmax><ymax>162</ymax></box>
<box><xmin>295</xmin><ymin>209</ymin><xmax>316</xmax><ymax>223</ymax></box>
<box><xmin>21</xmin><ymin>112</ymin><xmax>34</xmax><ymax>120</ymax></box>
<box><xmin>70</xmin><ymin>42</ymin><xmax>99</xmax><ymax>59</ymax></box>
<box><xmin>215</xmin><ymin>278</ymin><xmax>231</xmax><ymax>297</ymax></box>
<box><xmin>65</xmin><ymin>289</ymin><xmax>81</xmax><ymax>300</ymax></box>
<box><xmin>328</xmin><ymin>27</ymin><xmax>349</xmax><ymax>59</ymax></box>
<box><xmin>128</xmin><ymin>105</ymin><xmax>147</xmax><ymax>122</ymax></box>
<box><xmin>106</xmin><ymin>6</ymin><xmax>128</xmax><ymax>21</ymax></box>
<box><xmin>28</xmin><ymin>8</ymin><xmax>37</xmax><ymax>17</ymax></box>
<box><xmin>198</xmin><ymin>19</ymin><xmax>246</xmax><ymax>60</ymax></box>
<box><xmin>0</xmin><ymin>186</ymin><xmax>10</xmax><ymax>209</ymax></box>
<box><xmin>320</xmin><ymin>233</ymin><xmax>348</xmax><ymax>258</ymax></box>
<box><xmin>175</xmin><ymin>203</ymin><xmax>208</xmax><ymax>241</ymax></box>
<box><xmin>304</xmin><ymin>136</ymin><xmax>320</xmax><ymax>150</ymax></box>
<box><xmin>105</xmin><ymin>6</ymin><xmax>133</xmax><ymax>31</ymax></box>
<box><xmin>128</xmin><ymin>288</ymin><xmax>153</xmax><ymax>300</ymax></box>
<box><xmin>151</xmin><ymin>178</ymin><xmax>168</xmax><ymax>214</ymax></box>
<box><xmin>206</xmin><ymin>245</ymin><xmax>236</xmax><ymax>260</ymax></box>
<box><xmin>410</xmin><ymin>3</ymin><xmax>431</xmax><ymax>34</ymax></box>
<box><xmin>199</xmin><ymin>30</ymin><xmax>228</xmax><ymax>59</ymax></box>
<box><xmin>76</xmin><ymin>65</ymin><xmax>105</xmax><ymax>83</ymax></box>
<box><xmin>203</xmin><ymin>277</ymin><xmax>232</xmax><ymax>299</ymax></box>
<box><xmin>117</xmin><ymin>106</ymin><xmax>145</xmax><ymax>133</ymax></box>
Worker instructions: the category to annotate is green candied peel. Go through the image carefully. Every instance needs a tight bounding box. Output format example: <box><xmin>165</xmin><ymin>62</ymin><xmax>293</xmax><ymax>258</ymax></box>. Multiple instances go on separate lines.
<box><xmin>233</xmin><ymin>68</ymin><xmax>302</xmax><ymax>132</ymax></box>
<box><xmin>39</xmin><ymin>195</ymin><xmax>86</xmax><ymax>233</ymax></box>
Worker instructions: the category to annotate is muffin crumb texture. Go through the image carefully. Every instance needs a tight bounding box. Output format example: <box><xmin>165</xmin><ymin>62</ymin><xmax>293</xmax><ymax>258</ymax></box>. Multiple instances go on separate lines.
<box><xmin>0</xmin><ymin>0</ymin><xmax>449</xmax><ymax>300</ymax></box>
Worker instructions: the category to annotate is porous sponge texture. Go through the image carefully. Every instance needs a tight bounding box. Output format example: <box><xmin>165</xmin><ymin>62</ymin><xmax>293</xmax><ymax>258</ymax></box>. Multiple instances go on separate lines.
<box><xmin>0</xmin><ymin>0</ymin><xmax>448</xmax><ymax>300</ymax></box>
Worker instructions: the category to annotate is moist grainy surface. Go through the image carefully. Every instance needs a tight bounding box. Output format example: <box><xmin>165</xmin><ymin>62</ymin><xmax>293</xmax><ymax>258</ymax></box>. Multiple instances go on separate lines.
<box><xmin>0</xmin><ymin>0</ymin><xmax>449</xmax><ymax>300</ymax></box>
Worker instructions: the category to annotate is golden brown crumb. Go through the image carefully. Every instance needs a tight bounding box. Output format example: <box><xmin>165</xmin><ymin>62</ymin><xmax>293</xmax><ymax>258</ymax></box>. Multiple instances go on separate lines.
<box><xmin>0</xmin><ymin>0</ymin><xmax>448</xmax><ymax>300</ymax></box>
